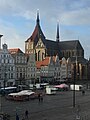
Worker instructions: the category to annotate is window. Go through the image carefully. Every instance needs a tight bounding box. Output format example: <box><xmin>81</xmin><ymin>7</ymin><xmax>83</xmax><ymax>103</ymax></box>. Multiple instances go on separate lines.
<box><xmin>11</xmin><ymin>73</ymin><xmax>13</xmax><ymax>78</ymax></box>
<box><xmin>4</xmin><ymin>55</ymin><xmax>6</xmax><ymax>58</ymax></box>
<box><xmin>11</xmin><ymin>67</ymin><xmax>13</xmax><ymax>71</ymax></box>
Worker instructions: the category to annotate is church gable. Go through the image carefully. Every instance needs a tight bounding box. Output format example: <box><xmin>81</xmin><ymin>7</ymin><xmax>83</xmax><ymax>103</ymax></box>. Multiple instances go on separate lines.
<box><xmin>35</xmin><ymin>38</ymin><xmax>45</xmax><ymax>48</ymax></box>
<box><xmin>76</xmin><ymin>40</ymin><xmax>84</xmax><ymax>51</ymax></box>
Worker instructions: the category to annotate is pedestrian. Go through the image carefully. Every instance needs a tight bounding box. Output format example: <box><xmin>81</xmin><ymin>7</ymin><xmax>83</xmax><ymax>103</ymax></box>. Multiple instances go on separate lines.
<box><xmin>16</xmin><ymin>113</ymin><xmax>19</xmax><ymax>120</ymax></box>
<box><xmin>22</xmin><ymin>118</ymin><xmax>25</xmax><ymax>120</ymax></box>
<box><xmin>82</xmin><ymin>90</ymin><xmax>85</xmax><ymax>96</ymax></box>
<box><xmin>38</xmin><ymin>93</ymin><xmax>41</xmax><ymax>102</ymax></box>
<box><xmin>40</xmin><ymin>93</ymin><xmax>43</xmax><ymax>102</ymax></box>
<box><xmin>25</xmin><ymin>110</ymin><xmax>29</xmax><ymax>119</ymax></box>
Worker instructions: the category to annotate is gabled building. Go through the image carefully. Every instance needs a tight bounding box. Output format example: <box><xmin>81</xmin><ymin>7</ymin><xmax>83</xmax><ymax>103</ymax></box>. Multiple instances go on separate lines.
<box><xmin>36</xmin><ymin>55</ymin><xmax>60</xmax><ymax>82</ymax></box>
<box><xmin>27</xmin><ymin>53</ymin><xmax>37</xmax><ymax>84</ymax></box>
<box><xmin>0</xmin><ymin>44</ymin><xmax>15</xmax><ymax>87</ymax></box>
<box><xmin>60</xmin><ymin>57</ymin><xmax>72</xmax><ymax>80</ymax></box>
<box><xmin>25</xmin><ymin>11</ymin><xmax>88</xmax><ymax>81</ymax></box>
<box><xmin>9</xmin><ymin>48</ymin><xmax>27</xmax><ymax>85</ymax></box>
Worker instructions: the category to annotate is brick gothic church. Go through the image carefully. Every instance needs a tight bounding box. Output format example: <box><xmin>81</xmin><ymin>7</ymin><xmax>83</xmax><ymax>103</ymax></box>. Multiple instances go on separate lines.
<box><xmin>25</xmin><ymin>11</ymin><xmax>88</xmax><ymax>81</ymax></box>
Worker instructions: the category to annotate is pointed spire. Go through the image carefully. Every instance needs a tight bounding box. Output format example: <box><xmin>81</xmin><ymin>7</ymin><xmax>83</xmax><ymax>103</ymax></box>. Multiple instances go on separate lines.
<box><xmin>56</xmin><ymin>21</ymin><xmax>60</xmax><ymax>42</ymax></box>
<box><xmin>36</xmin><ymin>9</ymin><xmax>40</xmax><ymax>24</ymax></box>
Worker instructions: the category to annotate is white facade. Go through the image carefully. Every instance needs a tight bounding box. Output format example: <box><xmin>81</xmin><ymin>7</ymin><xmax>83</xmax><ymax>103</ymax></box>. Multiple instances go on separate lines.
<box><xmin>54</xmin><ymin>55</ymin><xmax>61</xmax><ymax>80</ymax></box>
<box><xmin>60</xmin><ymin>57</ymin><xmax>67</xmax><ymax>79</ymax></box>
<box><xmin>40</xmin><ymin>57</ymin><xmax>54</xmax><ymax>77</ymax></box>
<box><xmin>60</xmin><ymin>57</ymin><xmax>71</xmax><ymax>80</ymax></box>
<box><xmin>27</xmin><ymin>53</ymin><xmax>37</xmax><ymax>84</ymax></box>
<box><xmin>0</xmin><ymin>44</ymin><xmax>15</xmax><ymax>87</ymax></box>
<box><xmin>9</xmin><ymin>49</ymin><xmax>27</xmax><ymax>85</ymax></box>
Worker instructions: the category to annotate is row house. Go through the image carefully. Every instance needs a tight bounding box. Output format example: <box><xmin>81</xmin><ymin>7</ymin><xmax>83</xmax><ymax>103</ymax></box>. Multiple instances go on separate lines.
<box><xmin>36</xmin><ymin>55</ymin><xmax>72</xmax><ymax>83</ymax></box>
<box><xmin>9</xmin><ymin>49</ymin><xmax>37</xmax><ymax>85</ymax></box>
<box><xmin>0</xmin><ymin>43</ymin><xmax>72</xmax><ymax>86</ymax></box>
<box><xmin>27</xmin><ymin>53</ymin><xmax>37</xmax><ymax>84</ymax></box>
<box><xmin>36</xmin><ymin>55</ymin><xmax>61</xmax><ymax>83</ymax></box>
<box><xmin>60</xmin><ymin>57</ymin><xmax>71</xmax><ymax>80</ymax></box>
<box><xmin>25</xmin><ymin>11</ymin><xmax>88</xmax><ymax>81</ymax></box>
<box><xmin>9</xmin><ymin>48</ymin><xmax>27</xmax><ymax>85</ymax></box>
<box><xmin>0</xmin><ymin>44</ymin><xmax>15</xmax><ymax>87</ymax></box>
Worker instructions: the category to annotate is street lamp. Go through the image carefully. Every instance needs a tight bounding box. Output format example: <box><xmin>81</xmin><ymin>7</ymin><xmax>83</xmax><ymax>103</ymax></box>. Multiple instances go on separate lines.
<box><xmin>73</xmin><ymin>63</ymin><xmax>76</xmax><ymax>108</ymax></box>
<box><xmin>73</xmin><ymin>55</ymin><xmax>78</xmax><ymax>108</ymax></box>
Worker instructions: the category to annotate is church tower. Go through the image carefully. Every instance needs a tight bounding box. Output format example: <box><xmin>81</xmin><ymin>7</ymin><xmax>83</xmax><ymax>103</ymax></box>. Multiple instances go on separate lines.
<box><xmin>36</xmin><ymin>9</ymin><xmax>40</xmax><ymax>25</ymax></box>
<box><xmin>25</xmin><ymin>10</ymin><xmax>45</xmax><ymax>55</ymax></box>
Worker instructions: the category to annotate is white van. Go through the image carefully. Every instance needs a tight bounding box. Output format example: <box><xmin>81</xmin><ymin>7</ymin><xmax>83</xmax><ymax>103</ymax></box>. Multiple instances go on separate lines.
<box><xmin>70</xmin><ymin>84</ymin><xmax>83</xmax><ymax>91</ymax></box>
<box><xmin>46</xmin><ymin>86</ymin><xmax>57</xmax><ymax>95</ymax></box>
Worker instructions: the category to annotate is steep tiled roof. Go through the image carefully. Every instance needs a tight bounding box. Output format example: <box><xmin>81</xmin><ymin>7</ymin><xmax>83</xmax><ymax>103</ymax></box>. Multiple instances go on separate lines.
<box><xmin>36</xmin><ymin>56</ymin><xmax>59</xmax><ymax>69</ymax></box>
<box><xmin>9</xmin><ymin>48</ymin><xmax>24</xmax><ymax>54</ymax></box>
<box><xmin>36</xmin><ymin>57</ymin><xmax>50</xmax><ymax>69</ymax></box>
<box><xmin>36</xmin><ymin>61</ymin><xmax>42</xmax><ymax>69</ymax></box>
<box><xmin>25</xmin><ymin>22</ymin><xmax>45</xmax><ymax>46</ymax></box>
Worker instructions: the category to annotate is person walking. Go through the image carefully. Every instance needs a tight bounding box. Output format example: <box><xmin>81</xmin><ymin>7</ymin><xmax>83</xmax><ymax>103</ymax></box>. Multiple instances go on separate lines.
<box><xmin>16</xmin><ymin>113</ymin><xmax>19</xmax><ymax>120</ymax></box>
<box><xmin>40</xmin><ymin>93</ymin><xmax>43</xmax><ymax>102</ymax></box>
<box><xmin>38</xmin><ymin>93</ymin><xmax>41</xmax><ymax>102</ymax></box>
<box><xmin>25</xmin><ymin>110</ymin><xmax>29</xmax><ymax>119</ymax></box>
<box><xmin>82</xmin><ymin>90</ymin><xmax>85</xmax><ymax>96</ymax></box>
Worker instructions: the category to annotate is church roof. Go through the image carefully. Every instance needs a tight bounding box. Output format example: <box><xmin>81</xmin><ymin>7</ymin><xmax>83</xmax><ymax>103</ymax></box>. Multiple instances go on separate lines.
<box><xmin>59</xmin><ymin>40</ymin><xmax>84</xmax><ymax>50</ymax></box>
<box><xmin>70</xmin><ymin>57</ymin><xmax>88</xmax><ymax>64</ymax></box>
<box><xmin>25</xmin><ymin>11</ymin><xmax>45</xmax><ymax>46</ymax></box>
<box><xmin>45</xmin><ymin>39</ymin><xmax>59</xmax><ymax>50</ymax></box>
<box><xmin>25</xmin><ymin>11</ymin><xmax>84</xmax><ymax>60</ymax></box>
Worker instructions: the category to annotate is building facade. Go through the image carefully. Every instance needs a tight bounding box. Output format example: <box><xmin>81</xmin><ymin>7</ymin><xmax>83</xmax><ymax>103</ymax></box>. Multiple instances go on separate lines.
<box><xmin>36</xmin><ymin>55</ymin><xmax>61</xmax><ymax>83</ymax></box>
<box><xmin>25</xmin><ymin>11</ymin><xmax>88</xmax><ymax>81</ymax></box>
<box><xmin>0</xmin><ymin>44</ymin><xmax>15</xmax><ymax>87</ymax></box>
<box><xmin>27</xmin><ymin>53</ymin><xmax>37</xmax><ymax>84</ymax></box>
<box><xmin>9</xmin><ymin>48</ymin><xmax>27</xmax><ymax>85</ymax></box>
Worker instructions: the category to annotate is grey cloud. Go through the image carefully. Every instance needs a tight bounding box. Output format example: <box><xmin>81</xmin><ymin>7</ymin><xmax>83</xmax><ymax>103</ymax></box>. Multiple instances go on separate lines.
<box><xmin>0</xmin><ymin>0</ymin><xmax>90</xmax><ymax>26</ymax></box>
<box><xmin>60</xmin><ymin>7</ymin><xmax>90</xmax><ymax>25</ymax></box>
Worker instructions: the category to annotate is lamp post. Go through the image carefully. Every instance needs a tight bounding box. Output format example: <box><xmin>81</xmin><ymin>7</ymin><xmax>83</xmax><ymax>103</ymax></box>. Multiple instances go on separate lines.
<box><xmin>73</xmin><ymin>63</ymin><xmax>76</xmax><ymax>108</ymax></box>
<box><xmin>0</xmin><ymin>94</ymin><xmax>2</xmax><ymax>113</ymax></box>
<box><xmin>73</xmin><ymin>55</ymin><xmax>77</xmax><ymax>108</ymax></box>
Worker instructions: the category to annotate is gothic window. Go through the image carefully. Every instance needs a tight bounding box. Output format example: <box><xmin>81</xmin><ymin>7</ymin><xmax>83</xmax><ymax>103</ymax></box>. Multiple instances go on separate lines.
<box><xmin>45</xmin><ymin>49</ymin><xmax>47</xmax><ymax>57</ymax></box>
<box><xmin>42</xmin><ymin>53</ymin><xmax>44</xmax><ymax>60</ymax></box>
<box><xmin>38</xmin><ymin>51</ymin><xmax>40</xmax><ymax>61</ymax></box>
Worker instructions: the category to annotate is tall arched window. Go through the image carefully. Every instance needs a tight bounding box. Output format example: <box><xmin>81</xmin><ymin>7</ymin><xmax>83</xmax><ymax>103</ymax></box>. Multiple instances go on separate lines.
<box><xmin>38</xmin><ymin>51</ymin><xmax>40</xmax><ymax>61</ymax></box>
<box><xmin>42</xmin><ymin>53</ymin><xmax>45</xmax><ymax>60</ymax></box>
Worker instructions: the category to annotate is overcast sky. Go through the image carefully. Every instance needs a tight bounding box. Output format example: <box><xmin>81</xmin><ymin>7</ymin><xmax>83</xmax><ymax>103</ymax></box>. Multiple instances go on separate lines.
<box><xmin>0</xmin><ymin>0</ymin><xmax>90</xmax><ymax>59</ymax></box>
